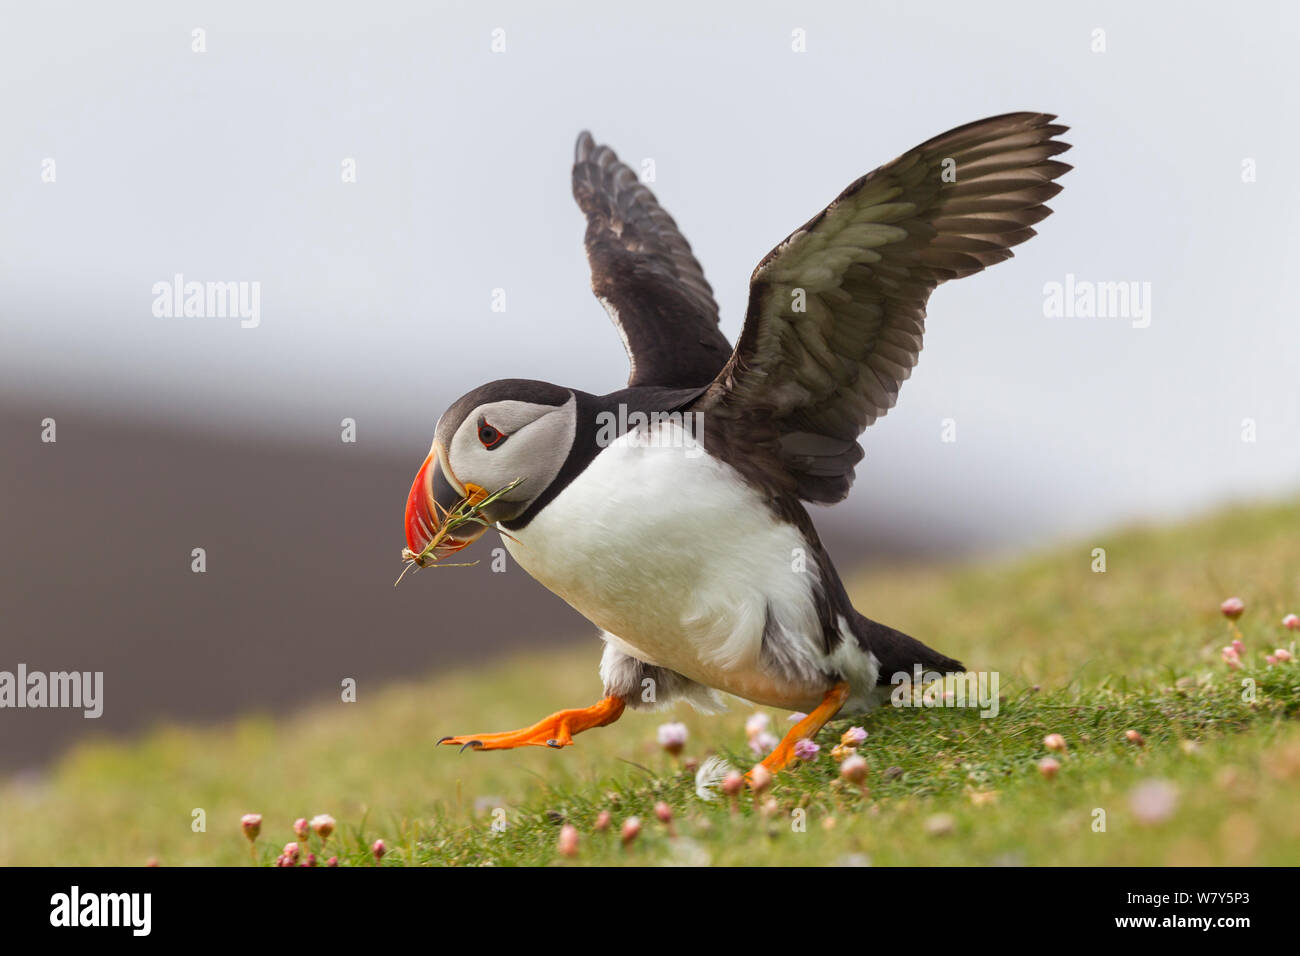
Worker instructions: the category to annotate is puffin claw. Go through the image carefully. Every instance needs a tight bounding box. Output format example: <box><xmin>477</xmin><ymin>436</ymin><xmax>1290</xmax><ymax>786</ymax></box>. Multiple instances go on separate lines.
<box><xmin>436</xmin><ymin>736</ymin><xmax>453</xmax><ymax>745</ymax></box>
<box><xmin>459</xmin><ymin>740</ymin><xmax>483</xmax><ymax>753</ymax></box>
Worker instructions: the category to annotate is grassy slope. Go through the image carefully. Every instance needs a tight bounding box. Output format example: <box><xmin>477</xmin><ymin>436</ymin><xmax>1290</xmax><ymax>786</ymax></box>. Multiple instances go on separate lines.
<box><xmin>2</xmin><ymin>500</ymin><xmax>1299</xmax><ymax>866</ymax></box>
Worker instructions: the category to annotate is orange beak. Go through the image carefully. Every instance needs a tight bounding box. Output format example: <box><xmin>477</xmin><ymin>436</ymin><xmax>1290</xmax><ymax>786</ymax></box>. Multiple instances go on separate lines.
<box><xmin>403</xmin><ymin>443</ymin><xmax>490</xmax><ymax>566</ymax></box>
<box><xmin>404</xmin><ymin>452</ymin><xmax>441</xmax><ymax>561</ymax></box>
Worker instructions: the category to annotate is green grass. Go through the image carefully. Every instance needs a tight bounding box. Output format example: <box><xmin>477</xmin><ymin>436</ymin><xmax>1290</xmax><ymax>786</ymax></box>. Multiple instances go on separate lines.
<box><xmin>3</xmin><ymin>499</ymin><xmax>1300</xmax><ymax>866</ymax></box>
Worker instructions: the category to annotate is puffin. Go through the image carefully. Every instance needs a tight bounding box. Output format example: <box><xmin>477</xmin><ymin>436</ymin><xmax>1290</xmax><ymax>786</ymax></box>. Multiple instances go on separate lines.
<box><xmin>404</xmin><ymin>112</ymin><xmax>1070</xmax><ymax>774</ymax></box>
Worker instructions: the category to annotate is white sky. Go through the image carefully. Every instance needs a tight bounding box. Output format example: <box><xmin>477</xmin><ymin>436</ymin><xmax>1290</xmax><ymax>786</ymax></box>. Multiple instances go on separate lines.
<box><xmin>3</xmin><ymin>0</ymin><xmax>1297</xmax><ymax>550</ymax></box>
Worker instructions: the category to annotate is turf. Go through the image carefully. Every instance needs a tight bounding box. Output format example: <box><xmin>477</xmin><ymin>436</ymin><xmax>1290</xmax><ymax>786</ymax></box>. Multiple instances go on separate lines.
<box><xmin>2</xmin><ymin>499</ymin><xmax>1299</xmax><ymax>866</ymax></box>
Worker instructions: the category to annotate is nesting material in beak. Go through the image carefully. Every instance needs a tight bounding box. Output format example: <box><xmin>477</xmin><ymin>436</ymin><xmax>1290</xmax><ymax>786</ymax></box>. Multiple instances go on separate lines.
<box><xmin>398</xmin><ymin>446</ymin><xmax>522</xmax><ymax>583</ymax></box>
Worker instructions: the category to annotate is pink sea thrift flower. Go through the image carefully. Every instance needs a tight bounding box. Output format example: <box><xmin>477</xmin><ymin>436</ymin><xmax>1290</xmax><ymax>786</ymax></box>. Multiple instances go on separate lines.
<box><xmin>721</xmin><ymin>772</ymin><xmax>745</xmax><ymax>797</ymax></box>
<box><xmin>1038</xmin><ymin>757</ymin><xmax>1060</xmax><ymax>780</ymax></box>
<box><xmin>1283</xmin><ymin>614</ymin><xmax>1300</xmax><ymax>631</ymax></box>
<box><xmin>310</xmin><ymin>814</ymin><xmax>335</xmax><ymax>841</ymax></box>
<box><xmin>830</xmin><ymin>743</ymin><xmax>857</xmax><ymax>763</ymax></box>
<box><xmin>620</xmin><ymin>817</ymin><xmax>641</xmax><ymax>845</ymax></box>
<box><xmin>1221</xmin><ymin>597</ymin><xmax>1245</xmax><ymax>620</ymax></box>
<box><xmin>841</xmin><ymin>726</ymin><xmax>868</xmax><ymax>746</ymax></box>
<box><xmin>1130</xmin><ymin>780</ymin><xmax>1179</xmax><ymax>825</ymax></box>
<box><xmin>1043</xmin><ymin>733</ymin><xmax>1067</xmax><ymax>753</ymax></box>
<box><xmin>557</xmin><ymin>824</ymin><xmax>579</xmax><ymax>858</ymax></box>
<box><xmin>840</xmin><ymin>754</ymin><xmax>868</xmax><ymax>784</ymax></box>
<box><xmin>793</xmin><ymin>739</ymin><xmax>821</xmax><ymax>761</ymax></box>
<box><xmin>657</xmin><ymin>722</ymin><xmax>688</xmax><ymax>756</ymax></box>
<box><xmin>745</xmin><ymin>713</ymin><xmax>770</xmax><ymax>738</ymax></box>
<box><xmin>371</xmin><ymin>839</ymin><xmax>385</xmax><ymax>862</ymax></box>
<box><xmin>748</xmin><ymin>731</ymin><xmax>779</xmax><ymax>756</ymax></box>
<box><xmin>240</xmin><ymin>813</ymin><xmax>262</xmax><ymax>843</ymax></box>
<box><xmin>1274</xmin><ymin>648</ymin><xmax>1293</xmax><ymax>662</ymax></box>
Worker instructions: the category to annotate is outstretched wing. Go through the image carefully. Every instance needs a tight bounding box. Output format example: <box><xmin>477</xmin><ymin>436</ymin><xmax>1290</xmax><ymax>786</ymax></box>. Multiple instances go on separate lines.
<box><xmin>694</xmin><ymin>112</ymin><xmax>1071</xmax><ymax>503</ymax></box>
<box><xmin>573</xmin><ymin>132</ymin><xmax>733</xmax><ymax>389</ymax></box>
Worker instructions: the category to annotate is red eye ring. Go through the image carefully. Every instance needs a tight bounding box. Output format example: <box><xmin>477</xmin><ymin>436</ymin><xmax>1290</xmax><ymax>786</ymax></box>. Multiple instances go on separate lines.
<box><xmin>478</xmin><ymin>422</ymin><xmax>506</xmax><ymax>449</ymax></box>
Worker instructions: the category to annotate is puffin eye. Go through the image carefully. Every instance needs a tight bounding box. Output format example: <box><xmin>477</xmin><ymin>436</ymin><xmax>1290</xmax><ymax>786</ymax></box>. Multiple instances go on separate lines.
<box><xmin>477</xmin><ymin>422</ymin><xmax>506</xmax><ymax>449</ymax></box>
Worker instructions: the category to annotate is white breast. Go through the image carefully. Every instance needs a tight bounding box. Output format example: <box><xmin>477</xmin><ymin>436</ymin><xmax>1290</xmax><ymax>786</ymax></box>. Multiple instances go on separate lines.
<box><xmin>499</xmin><ymin>422</ymin><xmax>838</xmax><ymax>709</ymax></box>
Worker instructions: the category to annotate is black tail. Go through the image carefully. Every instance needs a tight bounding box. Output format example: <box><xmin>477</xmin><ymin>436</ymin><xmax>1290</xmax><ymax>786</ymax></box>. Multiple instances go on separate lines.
<box><xmin>857</xmin><ymin>613</ymin><xmax>964</xmax><ymax>684</ymax></box>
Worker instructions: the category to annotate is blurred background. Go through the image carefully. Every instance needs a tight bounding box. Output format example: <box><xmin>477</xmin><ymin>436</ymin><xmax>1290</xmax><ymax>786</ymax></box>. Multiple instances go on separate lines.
<box><xmin>2</xmin><ymin>0</ymin><xmax>1297</xmax><ymax>771</ymax></box>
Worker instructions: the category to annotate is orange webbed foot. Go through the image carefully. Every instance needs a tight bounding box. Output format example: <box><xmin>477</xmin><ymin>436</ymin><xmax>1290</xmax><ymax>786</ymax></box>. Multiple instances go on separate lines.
<box><xmin>438</xmin><ymin>696</ymin><xmax>626</xmax><ymax>752</ymax></box>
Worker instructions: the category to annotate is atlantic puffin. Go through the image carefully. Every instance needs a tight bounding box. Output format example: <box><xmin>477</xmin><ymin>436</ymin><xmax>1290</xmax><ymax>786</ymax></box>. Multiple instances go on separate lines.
<box><xmin>404</xmin><ymin>113</ymin><xmax>1070</xmax><ymax>773</ymax></box>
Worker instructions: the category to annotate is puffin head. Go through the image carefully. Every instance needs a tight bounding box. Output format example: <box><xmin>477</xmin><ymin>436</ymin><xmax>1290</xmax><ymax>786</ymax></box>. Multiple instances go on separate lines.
<box><xmin>404</xmin><ymin>379</ymin><xmax>577</xmax><ymax>563</ymax></box>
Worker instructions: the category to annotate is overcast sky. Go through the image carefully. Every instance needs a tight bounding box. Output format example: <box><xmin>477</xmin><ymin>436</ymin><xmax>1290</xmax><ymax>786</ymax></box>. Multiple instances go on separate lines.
<box><xmin>3</xmin><ymin>0</ymin><xmax>1297</xmax><ymax>550</ymax></box>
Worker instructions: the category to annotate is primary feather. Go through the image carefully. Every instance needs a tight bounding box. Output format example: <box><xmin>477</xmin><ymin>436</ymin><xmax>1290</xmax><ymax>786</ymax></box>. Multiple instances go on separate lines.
<box><xmin>695</xmin><ymin>112</ymin><xmax>1072</xmax><ymax>503</ymax></box>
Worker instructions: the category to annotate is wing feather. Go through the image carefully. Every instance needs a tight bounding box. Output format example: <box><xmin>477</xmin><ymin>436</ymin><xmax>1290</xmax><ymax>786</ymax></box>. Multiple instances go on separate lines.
<box><xmin>695</xmin><ymin>112</ymin><xmax>1071</xmax><ymax>502</ymax></box>
<box><xmin>572</xmin><ymin>132</ymin><xmax>733</xmax><ymax>388</ymax></box>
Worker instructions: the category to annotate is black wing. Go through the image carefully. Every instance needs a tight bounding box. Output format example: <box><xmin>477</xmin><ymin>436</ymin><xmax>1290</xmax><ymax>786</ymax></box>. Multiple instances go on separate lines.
<box><xmin>573</xmin><ymin>132</ymin><xmax>733</xmax><ymax>389</ymax></box>
<box><xmin>694</xmin><ymin>112</ymin><xmax>1071</xmax><ymax>503</ymax></box>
